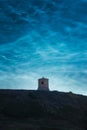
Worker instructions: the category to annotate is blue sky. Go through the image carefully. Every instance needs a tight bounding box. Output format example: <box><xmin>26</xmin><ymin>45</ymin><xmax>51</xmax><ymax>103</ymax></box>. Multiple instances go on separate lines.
<box><xmin>0</xmin><ymin>0</ymin><xmax>87</xmax><ymax>95</ymax></box>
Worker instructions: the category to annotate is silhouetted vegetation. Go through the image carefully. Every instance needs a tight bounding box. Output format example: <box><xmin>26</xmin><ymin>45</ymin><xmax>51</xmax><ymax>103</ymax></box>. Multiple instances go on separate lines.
<box><xmin>0</xmin><ymin>90</ymin><xmax>87</xmax><ymax>130</ymax></box>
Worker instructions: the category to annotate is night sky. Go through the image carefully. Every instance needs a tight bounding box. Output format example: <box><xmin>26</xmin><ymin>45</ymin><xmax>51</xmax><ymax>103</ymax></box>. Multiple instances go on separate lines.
<box><xmin>0</xmin><ymin>0</ymin><xmax>87</xmax><ymax>95</ymax></box>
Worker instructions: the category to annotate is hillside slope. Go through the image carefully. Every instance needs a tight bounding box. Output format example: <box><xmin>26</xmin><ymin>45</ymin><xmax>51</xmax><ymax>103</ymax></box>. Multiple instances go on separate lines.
<box><xmin>0</xmin><ymin>90</ymin><xmax>87</xmax><ymax>130</ymax></box>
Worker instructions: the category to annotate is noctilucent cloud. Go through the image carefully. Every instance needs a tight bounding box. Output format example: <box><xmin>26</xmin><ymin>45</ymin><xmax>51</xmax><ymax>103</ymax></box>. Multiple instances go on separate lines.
<box><xmin>0</xmin><ymin>0</ymin><xmax>87</xmax><ymax>95</ymax></box>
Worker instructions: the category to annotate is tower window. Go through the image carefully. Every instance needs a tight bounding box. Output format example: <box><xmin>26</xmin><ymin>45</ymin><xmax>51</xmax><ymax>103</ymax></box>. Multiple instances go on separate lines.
<box><xmin>41</xmin><ymin>81</ymin><xmax>44</xmax><ymax>84</ymax></box>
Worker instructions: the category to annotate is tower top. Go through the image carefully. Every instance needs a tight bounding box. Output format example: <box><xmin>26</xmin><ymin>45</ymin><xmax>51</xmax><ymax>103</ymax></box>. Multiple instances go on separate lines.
<box><xmin>39</xmin><ymin>77</ymin><xmax>48</xmax><ymax>80</ymax></box>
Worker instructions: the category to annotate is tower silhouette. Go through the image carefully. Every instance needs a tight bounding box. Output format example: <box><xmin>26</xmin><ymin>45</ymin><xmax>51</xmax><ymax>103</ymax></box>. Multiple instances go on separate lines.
<box><xmin>38</xmin><ymin>77</ymin><xmax>49</xmax><ymax>91</ymax></box>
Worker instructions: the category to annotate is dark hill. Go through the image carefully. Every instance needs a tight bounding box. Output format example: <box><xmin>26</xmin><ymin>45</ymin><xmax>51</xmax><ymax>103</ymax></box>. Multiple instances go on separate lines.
<box><xmin>0</xmin><ymin>90</ymin><xmax>87</xmax><ymax>130</ymax></box>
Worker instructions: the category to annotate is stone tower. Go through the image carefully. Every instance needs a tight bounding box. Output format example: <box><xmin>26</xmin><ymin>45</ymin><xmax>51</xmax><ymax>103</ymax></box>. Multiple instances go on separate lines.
<box><xmin>38</xmin><ymin>77</ymin><xmax>49</xmax><ymax>91</ymax></box>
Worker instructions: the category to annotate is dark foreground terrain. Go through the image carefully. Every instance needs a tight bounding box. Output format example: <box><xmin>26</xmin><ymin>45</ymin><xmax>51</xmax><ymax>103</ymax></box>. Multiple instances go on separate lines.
<box><xmin>0</xmin><ymin>90</ymin><xmax>87</xmax><ymax>130</ymax></box>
